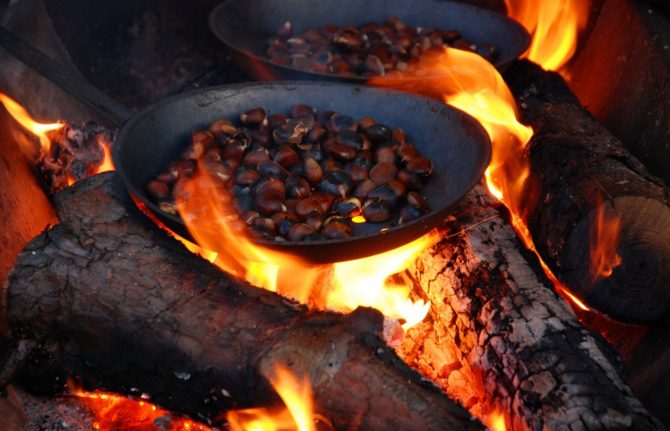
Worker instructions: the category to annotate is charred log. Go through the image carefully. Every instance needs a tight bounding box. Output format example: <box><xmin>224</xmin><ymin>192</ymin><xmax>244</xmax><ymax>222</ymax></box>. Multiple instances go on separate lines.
<box><xmin>400</xmin><ymin>186</ymin><xmax>663</xmax><ymax>430</ymax></box>
<box><xmin>504</xmin><ymin>60</ymin><xmax>670</xmax><ymax>323</ymax></box>
<box><xmin>3</xmin><ymin>172</ymin><xmax>480</xmax><ymax>431</ymax></box>
<box><xmin>38</xmin><ymin>122</ymin><xmax>115</xmax><ymax>193</ymax></box>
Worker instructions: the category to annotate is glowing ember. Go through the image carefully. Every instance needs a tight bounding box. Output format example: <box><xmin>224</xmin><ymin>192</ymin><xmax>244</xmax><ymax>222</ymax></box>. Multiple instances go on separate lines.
<box><xmin>174</xmin><ymin>158</ymin><xmax>432</xmax><ymax>330</ymax></box>
<box><xmin>72</xmin><ymin>387</ymin><xmax>210</xmax><ymax>431</ymax></box>
<box><xmin>504</xmin><ymin>0</ymin><xmax>590</xmax><ymax>72</ymax></box>
<box><xmin>227</xmin><ymin>365</ymin><xmax>331</xmax><ymax>431</ymax></box>
<box><xmin>0</xmin><ymin>92</ymin><xmax>64</xmax><ymax>152</ymax></box>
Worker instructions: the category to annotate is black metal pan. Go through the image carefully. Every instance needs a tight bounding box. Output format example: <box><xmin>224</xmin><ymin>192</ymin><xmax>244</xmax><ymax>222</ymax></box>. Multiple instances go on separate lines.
<box><xmin>209</xmin><ymin>0</ymin><xmax>530</xmax><ymax>82</ymax></box>
<box><xmin>0</xmin><ymin>26</ymin><xmax>490</xmax><ymax>263</ymax></box>
<box><xmin>112</xmin><ymin>82</ymin><xmax>491</xmax><ymax>262</ymax></box>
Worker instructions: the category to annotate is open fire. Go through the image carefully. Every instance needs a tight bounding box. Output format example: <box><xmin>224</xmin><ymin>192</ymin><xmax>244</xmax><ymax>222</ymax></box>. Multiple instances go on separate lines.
<box><xmin>74</xmin><ymin>365</ymin><xmax>329</xmax><ymax>431</ymax></box>
<box><xmin>2</xmin><ymin>0</ymin><xmax>667</xmax><ymax>430</ymax></box>
<box><xmin>372</xmin><ymin>0</ymin><xmax>604</xmax><ymax>317</ymax></box>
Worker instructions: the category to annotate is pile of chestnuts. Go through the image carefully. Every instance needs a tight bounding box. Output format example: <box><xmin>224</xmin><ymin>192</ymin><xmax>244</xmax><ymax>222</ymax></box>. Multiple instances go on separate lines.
<box><xmin>265</xmin><ymin>16</ymin><xmax>496</xmax><ymax>77</ymax></box>
<box><xmin>146</xmin><ymin>104</ymin><xmax>433</xmax><ymax>242</ymax></box>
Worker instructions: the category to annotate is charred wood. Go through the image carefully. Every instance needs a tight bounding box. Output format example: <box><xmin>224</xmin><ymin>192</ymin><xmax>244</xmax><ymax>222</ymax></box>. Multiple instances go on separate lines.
<box><xmin>38</xmin><ymin>122</ymin><xmax>114</xmax><ymax>193</ymax></box>
<box><xmin>399</xmin><ymin>186</ymin><xmax>663</xmax><ymax>430</ymax></box>
<box><xmin>3</xmin><ymin>172</ymin><xmax>480</xmax><ymax>431</ymax></box>
<box><xmin>504</xmin><ymin>60</ymin><xmax>670</xmax><ymax>323</ymax></box>
<box><xmin>626</xmin><ymin>320</ymin><xmax>670</xmax><ymax>429</ymax></box>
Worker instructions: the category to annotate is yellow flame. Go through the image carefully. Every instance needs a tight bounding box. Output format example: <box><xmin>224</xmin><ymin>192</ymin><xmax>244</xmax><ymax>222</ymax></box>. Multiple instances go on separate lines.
<box><xmin>372</xmin><ymin>45</ymin><xmax>597</xmax><ymax>318</ymax></box>
<box><xmin>488</xmin><ymin>410</ymin><xmax>507</xmax><ymax>431</ymax></box>
<box><xmin>330</xmin><ymin>233</ymin><xmax>435</xmax><ymax>330</ymax></box>
<box><xmin>174</xmin><ymin>159</ymin><xmax>431</xmax><ymax>329</ymax></box>
<box><xmin>373</xmin><ymin>37</ymin><xmax>599</xmax><ymax>425</ymax></box>
<box><xmin>227</xmin><ymin>365</ymin><xmax>331</xmax><ymax>431</ymax></box>
<box><xmin>0</xmin><ymin>92</ymin><xmax>64</xmax><ymax>152</ymax></box>
<box><xmin>505</xmin><ymin>0</ymin><xmax>590</xmax><ymax>72</ymax></box>
<box><xmin>97</xmin><ymin>139</ymin><xmax>115</xmax><ymax>173</ymax></box>
<box><xmin>372</xmin><ymin>48</ymin><xmax>533</xmax><ymax>217</ymax></box>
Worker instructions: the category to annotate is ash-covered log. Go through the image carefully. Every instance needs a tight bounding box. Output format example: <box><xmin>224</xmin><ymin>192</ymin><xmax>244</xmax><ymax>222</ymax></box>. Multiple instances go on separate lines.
<box><xmin>504</xmin><ymin>60</ymin><xmax>670</xmax><ymax>323</ymax></box>
<box><xmin>3</xmin><ymin>172</ymin><xmax>480</xmax><ymax>431</ymax></box>
<box><xmin>400</xmin><ymin>186</ymin><xmax>663</xmax><ymax>430</ymax></box>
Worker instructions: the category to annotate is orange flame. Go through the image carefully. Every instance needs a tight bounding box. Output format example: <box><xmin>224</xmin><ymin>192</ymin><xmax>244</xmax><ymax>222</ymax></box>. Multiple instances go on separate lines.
<box><xmin>372</xmin><ymin>48</ymin><xmax>533</xmax><ymax>223</ymax></box>
<box><xmin>97</xmin><ymin>138</ymin><xmax>115</xmax><ymax>173</ymax></box>
<box><xmin>590</xmin><ymin>200</ymin><xmax>622</xmax><ymax>280</ymax></box>
<box><xmin>373</xmin><ymin>48</ymin><xmax>599</xmax><ymax>317</ymax></box>
<box><xmin>372</xmin><ymin>42</ymin><xmax>597</xmax><ymax>425</ymax></box>
<box><xmin>505</xmin><ymin>0</ymin><xmax>590</xmax><ymax>72</ymax></box>
<box><xmin>72</xmin><ymin>387</ymin><xmax>210</xmax><ymax>431</ymax></box>
<box><xmin>0</xmin><ymin>92</ymin><xmax>64</xmax><ymax>152</ymax></box>
<box><xmin>227</xmin><ymin>365</ymin><xmax>331</xmax><ymax>431</ymax></box>
<box><xmin>174</xmin><ymin>159</ymin><xmax>432</xmax><ymax>330</ymax></box>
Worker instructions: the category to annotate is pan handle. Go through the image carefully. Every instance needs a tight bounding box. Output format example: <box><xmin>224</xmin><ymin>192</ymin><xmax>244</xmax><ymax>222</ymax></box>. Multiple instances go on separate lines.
<box><xmin>0</xmin><ymin>25</ymin><xmax>132</xmax><ymax>127</ymax></box>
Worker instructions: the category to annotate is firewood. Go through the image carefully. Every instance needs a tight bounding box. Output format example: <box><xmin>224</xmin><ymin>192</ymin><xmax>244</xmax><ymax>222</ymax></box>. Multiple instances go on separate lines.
<box><xmin>503</xmin><ymin>60</ymin><xmax>670</xmax><ymax>323</ymax></box>
<box><xmin>399</xmin><ymin>186</ymin><xmax>663</xmax><ymax>430</ymax></box>
<box><xmin>3</xmin><ymin>172</ymin><xmax>480</xmax><ymax>431</ymax></box>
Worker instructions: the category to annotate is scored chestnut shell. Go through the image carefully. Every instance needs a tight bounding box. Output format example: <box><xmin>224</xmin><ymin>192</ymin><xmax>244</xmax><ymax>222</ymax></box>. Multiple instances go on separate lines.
<box><xmin>209</xmin><ymin>119</ymin><xmax>237</xmax><ymax>136</ymax></box>
<box><xmin>362</xmin><ymin>199</ymin><xmax>392</xmax><ymax>223</ymax></box>
<box><xmin>285</xmin><ymin>176</ymin><xmax>311</xmax><ymax>200</ymax></box>
<box><xmin>150</xmin><ymin>103</ymin><xmax>436</xmax><ymax>244</ymax></box>
<box><xmin>240</xmin><ymin>107</ymin><xmax>266</xmax><ymax>127</ymax></box>
<box><xmin>333</xmin><ymin>197</ymin><xmax>362</xmax><ymax>218</ymax></box>
<box><xmin>319</xmin><ymin>171</ymin><xmax>353</xmax><ymax>198</ymax></box>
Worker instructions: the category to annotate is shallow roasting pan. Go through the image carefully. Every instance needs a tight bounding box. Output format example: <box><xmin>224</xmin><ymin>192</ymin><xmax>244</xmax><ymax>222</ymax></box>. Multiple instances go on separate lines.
<box><xmin>112</xmin><ymin>81</ymin><xmax>491</xmax><ymax>263</ymax></box>
<box><xmin>209</xmin><ymin>0</ymin><xmax>530</xmax><ymax>82</ymax></box>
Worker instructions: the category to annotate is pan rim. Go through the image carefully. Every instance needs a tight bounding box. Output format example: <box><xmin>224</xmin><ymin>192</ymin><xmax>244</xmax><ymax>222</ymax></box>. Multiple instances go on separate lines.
<box><xmin>113</xmin><ymin>81</ymin><xmax>491</xmax><ymax>260</ymax></box>
<box><xmin>208</xmin><ymin>0</ymin><xmax>531</xmax><ymax>81</ymax></box>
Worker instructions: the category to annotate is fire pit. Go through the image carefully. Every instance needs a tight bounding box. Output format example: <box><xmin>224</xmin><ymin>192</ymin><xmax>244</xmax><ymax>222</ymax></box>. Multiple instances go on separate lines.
<box><xmin>1</xmin><ymin>0</ymin><xmax>670</xmax><ymax>430</ymax></box>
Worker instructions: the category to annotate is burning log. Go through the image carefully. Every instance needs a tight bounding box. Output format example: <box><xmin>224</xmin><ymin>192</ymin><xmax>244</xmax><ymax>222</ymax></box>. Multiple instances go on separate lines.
<box><xmin>38</xmin><ymin>121</ymin><xmax>115</xmax><ymax>193</ymax></box>
<box><xmin>400</xmin><ymin>186</ymin><xmax>663</xmax><ymax>430</ymax></box>
<box><xmin>3</xmin><ymin>172</ymin><xmax>481</xmax><ymax>431</ymax></box>
<box><xmin>504</xmin><ymin>60</ymin><xmax>670</xmax><ymax>323</ymax></box>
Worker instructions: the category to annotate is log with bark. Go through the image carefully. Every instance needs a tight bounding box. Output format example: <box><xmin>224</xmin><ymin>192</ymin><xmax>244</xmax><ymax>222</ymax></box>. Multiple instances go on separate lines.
<box><xmin>4</xmin><ymin>172</ymin><xmax>662</xmax><ymax>430</ymax></box>
<box><xmin>2</xmin><ymin>172</ymin><xmax>480</xmax><ymax>431</ymax></box>
<box><xmin>399</xmin><ymin>186</ymin><xmax>663</xmax><ymax>430</ymax></box>
<box><xmin>503</xmin><ymin>60</ymin><xmax>670</xmax><ymax>323</ymax></box>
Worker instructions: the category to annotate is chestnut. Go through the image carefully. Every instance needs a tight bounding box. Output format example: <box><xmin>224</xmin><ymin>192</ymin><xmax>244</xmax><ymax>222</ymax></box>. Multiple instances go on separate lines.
<box><xmin>322</xmin><ymin>221</ymin><xmax>352</xmax><ymax>239</ymax></box>
<box><xmin>369</xmin><ymin>162</ymin><xmax>398</xmax><ymax>185</ymax></box>
<box><xmin>209</xmin><ymin>119</ymin><xmax>237</xmax><ymax>137</ymax></box>
<box><xmin>362</xmin><ymin>199</ymin><xmax>392</xmax><ymax>223</ymax></box>
<box><xmin>240</xmin><ymin>107</ymin><xmax>266</xmax><ymax>127</ymax></box>
<box><xmin>288</xmin><ymin>223</ymin><xmax>316</xmax><ymax>241</ymax></box>
<box><xmin>285</xmin><ymin>176</ymin><xmax>311</xmax><ymax>200</ymax></box>
<box><xmin>304</xmin><ymin>157</ymin><xmax>324</xmax><ymax>184</ymax></box>
<box><xmin>319</xmin><ymin>171</ymin><xmax>353</xmax><ymax>198</ymax></box>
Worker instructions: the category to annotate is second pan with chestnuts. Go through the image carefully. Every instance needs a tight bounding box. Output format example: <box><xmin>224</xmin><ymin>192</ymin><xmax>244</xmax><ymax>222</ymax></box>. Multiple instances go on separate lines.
<box><xmin>113</xmin><ymin>81</ymin><xmax>490</xmax><ymax>263</ymax></box>
<box><xmin>209</xmin><ymin>0</ymin><xmax>530</xmax><ymax>82</ymax></box>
